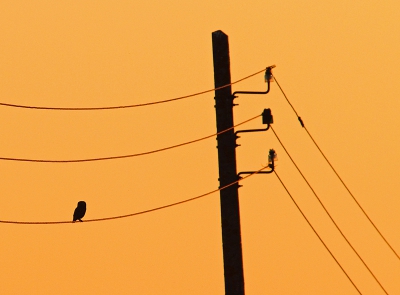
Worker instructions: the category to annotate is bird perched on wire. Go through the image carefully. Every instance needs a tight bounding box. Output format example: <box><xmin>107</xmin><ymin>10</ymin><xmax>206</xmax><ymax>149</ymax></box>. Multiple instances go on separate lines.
<box><xmin>73</xmin><ymin>201</ymin><xmax>86</xmax><ymax>222</ymax></box>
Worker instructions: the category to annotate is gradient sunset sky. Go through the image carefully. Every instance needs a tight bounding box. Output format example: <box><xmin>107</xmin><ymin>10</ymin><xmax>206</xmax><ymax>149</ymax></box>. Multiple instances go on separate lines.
<box><xmin>0</xmin><ymin>1</ymin><xmax>399</xmax><ymax>294</ymax></box>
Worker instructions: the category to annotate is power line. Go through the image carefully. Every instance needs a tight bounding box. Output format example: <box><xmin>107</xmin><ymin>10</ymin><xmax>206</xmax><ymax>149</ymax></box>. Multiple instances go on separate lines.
<box><xmin>273</xmin><ymin>74</ymin><xmax>400</xmax><ymax>261</ymax></box>
<box><xmin>0</xmin><ymin>165</ymin><xmax>268</xmax><ymax>225</ymax></box>
<box><xmin>273</xmin><ymin>170</ymin><xmax>362</xmax><ymax>295</ymax></box>
<box><xmin>271</xmin><ymin>126</ymin><xmax>388</xmax><ymax>295</ymax></box>
<box><xmin>0</xmin><ymin>114</ymin><xmax>260</xmax><ymax>163</ymax></box>
<box><xmin>0</xmin><ymin>68</ymin><xmax>269</xmax><ymax>111</ymax></box>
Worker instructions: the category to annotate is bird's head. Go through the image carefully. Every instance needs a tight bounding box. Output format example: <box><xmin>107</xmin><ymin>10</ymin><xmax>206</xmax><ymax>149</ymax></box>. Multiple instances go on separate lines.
<box><xmin>77</xmin><ymin>201</ymin><xmax>86</xmax><ymax>208</ymax></box>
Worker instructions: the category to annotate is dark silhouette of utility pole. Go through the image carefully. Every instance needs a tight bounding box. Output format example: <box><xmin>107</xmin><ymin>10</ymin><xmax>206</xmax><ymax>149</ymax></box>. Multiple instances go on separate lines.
<box><xmin>212</xmin><ymin>30</ymin><xmax>245</xmax><ymax>295</ymax></box>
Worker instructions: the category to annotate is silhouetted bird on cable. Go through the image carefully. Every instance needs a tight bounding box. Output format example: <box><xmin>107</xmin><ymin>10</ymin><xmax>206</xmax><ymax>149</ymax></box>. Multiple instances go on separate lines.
<box><xmin>73</xmin><ymin>201</ymin><xmax>86</xmax><ymax>222</ymax></box>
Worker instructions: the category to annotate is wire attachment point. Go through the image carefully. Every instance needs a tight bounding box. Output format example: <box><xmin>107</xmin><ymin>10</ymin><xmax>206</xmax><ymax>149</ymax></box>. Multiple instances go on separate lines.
<box><xmin>298</xmin><ymin>116</ymin><xmax>305</xmax><ymax>127</ymax></box>
<box><xmin>235</xmin><ymin>109</ymin><xmax>273</xmax><ymax>136</ymax></box>
<box><xmin>232</xmin><ymin>65</ymin><xmax>276</xmax><ymax>97</ymax></box>
<box><xmin>238</xmin><ymin>149</ymin><xmax>276</xmax><ymax>178</ymax></box>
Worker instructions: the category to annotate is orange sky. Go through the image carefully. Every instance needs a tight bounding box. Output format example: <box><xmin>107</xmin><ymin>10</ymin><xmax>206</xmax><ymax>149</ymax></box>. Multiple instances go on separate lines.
<box><xmin>0</xmin><ymin>1</ymin><xmax>399</xmax><ymax>294</ymax></box>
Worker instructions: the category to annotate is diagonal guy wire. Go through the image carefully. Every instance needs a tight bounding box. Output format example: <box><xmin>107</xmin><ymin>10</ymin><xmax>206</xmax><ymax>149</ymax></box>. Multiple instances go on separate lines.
<box><xmin>274</xmin><ymin>170</ymin><xmax>362</xmax><ymax>295</ymax></box>
<box><xmin>271</xmin><ymin>126</ymin><xmax>389</xmax><ymax>295</ymax></box>
<box><xmin>273</xmin><ymin>74</ymin><xmax>400</xmax><ymax>262</ymax></box>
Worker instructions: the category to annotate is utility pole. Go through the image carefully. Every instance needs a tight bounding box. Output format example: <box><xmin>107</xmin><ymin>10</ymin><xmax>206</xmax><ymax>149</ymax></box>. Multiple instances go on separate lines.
<box><xmin>212</xmin><ymin>30</ymin><xmax>245</xmax><ymax>295</ymax></box>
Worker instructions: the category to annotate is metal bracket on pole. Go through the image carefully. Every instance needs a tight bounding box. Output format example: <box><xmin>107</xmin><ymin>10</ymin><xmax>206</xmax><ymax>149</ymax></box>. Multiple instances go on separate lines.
<box><xmin>232</xmin><ymin>66</ymin><xmax>276</xmax><ymax>98</ymax></box>
<box><xmin>235</xmin><ymin>109</ymin><xmax>273</xmax><ymax>138</ymax></box>
<box><xmin>238</xmin><ymin>149</ymin><xmax>277</xmax><ymax>178</ymax></box>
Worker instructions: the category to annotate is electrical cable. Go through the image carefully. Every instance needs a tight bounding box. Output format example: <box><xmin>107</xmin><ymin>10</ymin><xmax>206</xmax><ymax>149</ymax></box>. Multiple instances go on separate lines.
<box><xmin>0</xmin><ymin>114</ymin><xmax>260</xmax><ymax>163</ymax></box>
<box><xmin>0</xmin><ymin>68</ymin><xmax>269</xmax><ymax>111</ymax></box>
<box><xmin>273</xmin><ymin>170</ymin><xmax>362</xmax><ymax>295</ymax></box>
<box><xmin>0</xmin><ymin>165</ymin><xmax>268</xmax><ymax>224</ymax></box>
<box><xmin>273</xmin><ymin>74</ymin><xmax>400</xmax><ymax>261</ymax></box>
<box><xmin>271</xmin><ymin>126</ymin><xmax>389</xmax><ymax>295</ymax></box>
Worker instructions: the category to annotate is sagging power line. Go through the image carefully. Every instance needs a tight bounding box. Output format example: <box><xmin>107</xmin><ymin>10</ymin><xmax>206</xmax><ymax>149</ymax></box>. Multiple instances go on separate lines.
<box><xmin>0</xmin><ymin>68</ymin><xmax>269</xmax><ymax>111</ymax></box>
<box><xmin>0</xmin><ymin>165</ymin><xmax>269</xmax><ymax>225</ymax></box>
<box><xmin>0</xmin><ymin>114</ymin><xmax>260</xmax><ymax>163</ymax></box>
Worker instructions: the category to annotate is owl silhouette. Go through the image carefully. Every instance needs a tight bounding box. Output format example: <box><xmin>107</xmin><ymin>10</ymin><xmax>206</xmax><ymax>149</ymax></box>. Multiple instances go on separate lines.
<box><xmin>73</xmin><ymin>201</ymin><xmax>86</xmax><ymax>222</ymax></box>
